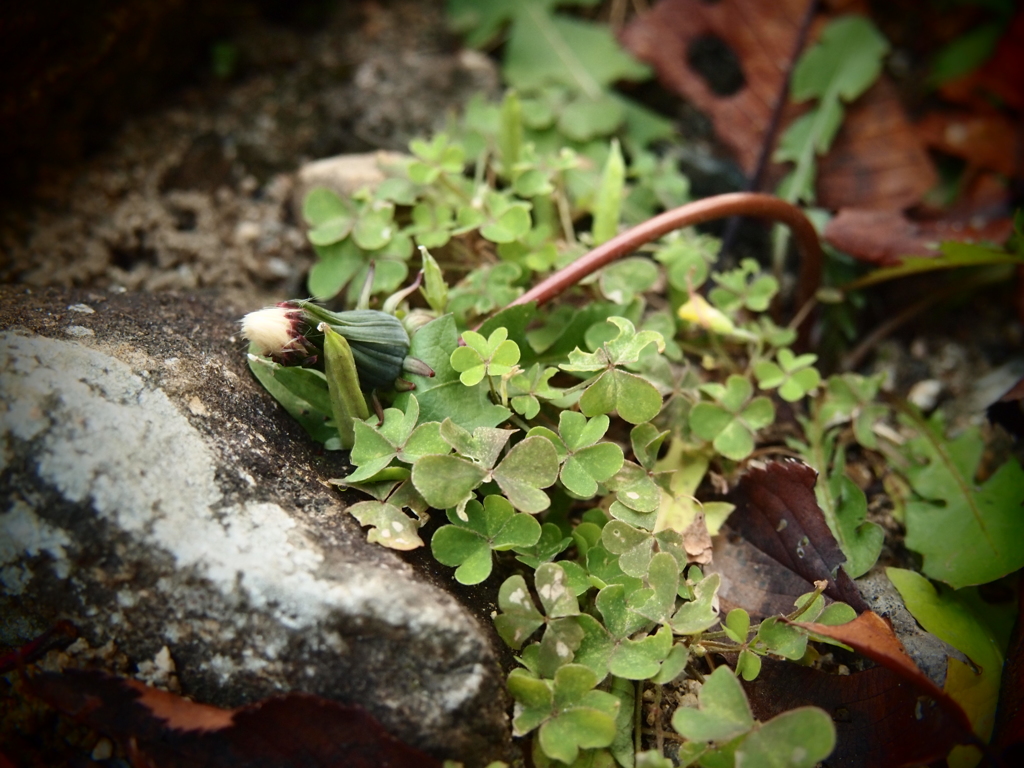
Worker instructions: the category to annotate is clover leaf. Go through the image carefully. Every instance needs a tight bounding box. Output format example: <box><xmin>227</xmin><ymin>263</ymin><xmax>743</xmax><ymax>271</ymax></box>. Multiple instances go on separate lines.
<box><xmin>507</xmin><ymin>664</ymin><xmax>620</xmax><ymax>765</ymax></box>
<box><xmin>508</xmin><ymin>364</ymin><xmax>563</xmax><ymax>419</ymax></box>
<box><xmin>342</xmin><ymin>395</ymin><xmax>448</xmax><ymax>484</ymax></box>
<box><xmin>303</xmin><ymin>187</ymin><xmax>354</xmax><ymax>246</ymax></box>
<box><xmin>515</xmin><ymin>522</ymin><xmax>575</xmax><ymax>569</ymax></box>
<box><xmin>480</xmin><ymin>189</ymin><xmax>532</xmax><ymax>243</ymax></box>
<box><xmin>348</xmin><ymin>499</ymin><xmax>425</xmax><ymax>551</ymax></box>
<box><xmin>451</xmin><ymin>327</ymin><xmax>522</xmax><ymax>386</ymax></box>
<box><xmin>495</xmin><ymin>563</ymin><xmax>581</xmax><ymax>650</ymax></box>
<box><xmin>689</xmin><ymin>375</ymin><xmax>775</xmax><ymax>460</ymax></box>
<box><xmin>671</xmin><ymin>666</ymin><xmax>754</xmax><ymax>743</ymax></box>
<box><xmin>408</xmin><ymin>133</ymin><xmax>465</xmax><ymax>184</ymax></box>
<box><xmin>448</xmin><ymin>262</ymin><xmax>524</xmax><ymax>323</ymax></box>
<box><xmin>754</xmin><ymin>348</ymin><xmax>821</xmax><ymax>401</ymax></box>
<box><xmin>669</xmin><ymin>572</ymin><xmax>721</xmax><ymax>635</ymax></box>
<box><xmin>709</xmin><ymin>258</ymin><xmax>779</xmax><ymax>313</ymax></box>
<box><xmin>431</xmin><ymin>495</ymin><xmax>542</xmax><ymax>584</ymax></box>
<box><xmin>529</xmin><ymin>412</ymin><xmax>624</xmax><ymax>498</ymax></box>
<box><xmin>605</xmin><ymin>461</ymin><xmax>662</xmax><ymax>529</ymax></box>
<box><xmin>412</xmin><ymin>422</ymin><xmax>559</xmax><ymax>513</ymax></box>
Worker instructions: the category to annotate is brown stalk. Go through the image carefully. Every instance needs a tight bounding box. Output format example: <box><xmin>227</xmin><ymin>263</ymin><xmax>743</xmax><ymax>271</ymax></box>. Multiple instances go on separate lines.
<box><xmin>507</xmin><ymin>192</ymin><xmax>824</xmax><ymax>324</ymax></box>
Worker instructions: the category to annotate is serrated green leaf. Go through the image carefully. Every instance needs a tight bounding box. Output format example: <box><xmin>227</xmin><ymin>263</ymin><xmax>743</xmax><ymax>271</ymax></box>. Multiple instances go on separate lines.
<box><xmin>791</xmin><ymin>16</ymin><xmax>889</xmax><ymax>103</ymax></box>
<box><xmin>559</xmin><ymin>93</ymin><xmax>625</xmax><ymax>141</ymax></box>
<box><xmin>887</xmin><ymin>567</ymin><xmax>1002</xmax><ymax>743</ymax></box>
<box><xmin>505</xmin><ymin>12</ymin><xmax>649</xmax><ymax>93</ymax></box>
<box><xmin>901</xmin><ymin>411</ymin><xmax>1024</xmax><ymax>588</ymax></box>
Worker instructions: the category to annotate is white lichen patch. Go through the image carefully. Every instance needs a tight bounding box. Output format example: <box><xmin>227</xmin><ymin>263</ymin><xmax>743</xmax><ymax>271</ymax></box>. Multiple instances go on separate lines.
<box><xmin>0</xmin><ymin>331</ymin><xmax>483</xmax><ymax>680</ymax></box>
<box><xmin>0</xmin><ymin>500</ymin><xmax>72</xmax><ymax>594</ymax></box>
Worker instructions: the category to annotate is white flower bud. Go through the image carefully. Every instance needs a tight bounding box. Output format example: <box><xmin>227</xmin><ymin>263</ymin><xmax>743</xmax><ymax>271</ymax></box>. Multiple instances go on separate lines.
<box><xmin>241</xmin><ymin>306</ymin><xmax>301</xmax><ymax>357</ymax></box>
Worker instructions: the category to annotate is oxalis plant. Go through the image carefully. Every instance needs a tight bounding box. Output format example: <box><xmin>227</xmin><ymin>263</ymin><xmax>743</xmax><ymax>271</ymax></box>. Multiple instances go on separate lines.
<box><xmin>240</xmin><ymin>86</ymin><xmax>1023</xmax><ymax>767</ymax></box>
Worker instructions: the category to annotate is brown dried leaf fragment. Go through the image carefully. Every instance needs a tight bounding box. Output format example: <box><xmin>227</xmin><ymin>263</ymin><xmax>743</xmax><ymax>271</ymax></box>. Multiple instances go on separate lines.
<box><xmin>23</xmin><ymin>669</ymin><xmax>442</xmax><ymax>768</ymax></box>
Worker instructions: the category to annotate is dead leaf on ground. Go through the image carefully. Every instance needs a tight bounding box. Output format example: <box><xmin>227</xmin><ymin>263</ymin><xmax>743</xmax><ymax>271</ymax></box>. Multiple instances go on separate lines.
<box><xmin>22</xmin><ymin>669</ymin><xmax>441</xmax><ymax>768</ymax></box>
<box><xmin>711</xmin><ymin>530</ymin><xmax>825</xmax><ymax>620</ymax></box>
<box><xmin>620</xmin><ymin>0</ymin><xmax>810</xmax><ymax>176</ymax></box>
<box><xmin>993</xmin><ymin>576</ymin><xmax>1024</xmax><ymax>757</ymax></box>
<box><xmin>682</xmin><ymin>509</ymin><xmax>713</xmax><ymax>564</ymax></box>
<box><xmin>916</xmin><ymin>110</ymin><xmax>1024</xmax><ymax>179</ymax></box>
<box><xmin>815</xmin><ymin>77</ymin><xmax>937</xmax><ymax>210</ymax></box>
<box><xmin>622</xmin><ymin>1</ymin><xmax>936</xmax><ymax>209</ymax></box>
<box><xmin>721</xmin><ymin>460</ymin><xmax>869</xmax><ymax>613</ymax></box>
<box><xmin>823</xmin><ymin>207</ymin><xmax>1015</xmax><ymax>266</ymax></box>
<box><xmin>940</xmin><ymin>8</ymin><xmax>1024</xmax><ymax>112</ymax></box>
<box><xmin>745</xmin><ymin>656</ymin><xmax>976</xmax><ymax>767</ymax></box>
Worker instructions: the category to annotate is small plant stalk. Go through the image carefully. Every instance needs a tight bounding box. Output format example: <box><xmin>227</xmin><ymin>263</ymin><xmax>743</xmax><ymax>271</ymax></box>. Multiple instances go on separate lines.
<box><xmin>507</xmin><ymin>192</ymin><xmax>823</xmax><ymax>324</ymax></box>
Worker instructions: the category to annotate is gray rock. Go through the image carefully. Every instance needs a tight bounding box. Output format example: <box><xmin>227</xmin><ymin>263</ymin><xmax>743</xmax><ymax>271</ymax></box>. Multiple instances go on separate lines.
<box><xmin>856</xmin><ymin>569</ymin><xmax>967</xmax><ymax>688</ymax></box>
<box><xmin>0</xmin><ymin>286</ymin><xmax>512</xmax><ymax>766</ymax></box>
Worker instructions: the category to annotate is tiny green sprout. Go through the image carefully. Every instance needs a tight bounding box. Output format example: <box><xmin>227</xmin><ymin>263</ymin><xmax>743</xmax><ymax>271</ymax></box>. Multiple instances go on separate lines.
<box><xmin>450</xmin><ymin>327</ymin><xmax>522</xmax><ymax>386</ymax></box>
<box><xmin>754</xmin><ymin>348</ymin><xmax>821</xmax><ymax>401</ymax></box>
<box><xmin>709</xmin><ymin>257</ymin><xmax>779</xmax><ymax>313</ymax></box>
<box><xmin>689</xmin><ymin>375</ymin><xmax>775</xmax><ymax>461</ymax></box>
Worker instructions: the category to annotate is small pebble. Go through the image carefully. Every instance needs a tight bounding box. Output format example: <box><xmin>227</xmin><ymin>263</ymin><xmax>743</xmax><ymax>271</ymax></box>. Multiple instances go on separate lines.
<box><xmin>65</xmin><ymin>325</ymin><xmax>95</xmax><ymax>337</ymax></box>
<box><xmin>67</xmin><ymin>303</ymin><xmax>95</xmax><ymax>314</ymax></box>
<box><xmin>908</xmin><ymin>379</ymin><xmax>943</xmax><ymax>411</ymax></box>
<box><xmin>91</xmin><ymin>738</ymin><xmax>113</xmax><ymax>760</ymax></box>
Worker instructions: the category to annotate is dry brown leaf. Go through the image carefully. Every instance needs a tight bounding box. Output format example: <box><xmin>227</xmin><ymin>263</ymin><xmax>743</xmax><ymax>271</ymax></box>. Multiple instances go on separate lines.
<box><xmin>621</xmin><ymin>0</ymin><xmax>810</xmax><ymax>175</ymax></box>
<box><xmin>816</xmin><ymin>77</ymin><xmax>937</xmax><ymax>210</ymax></box>
<box><xmin>681</xmin><ymin>509</ymin><xmax>713</xmax><ymax>564</ymax></box>
<box><xmin>941</xmin><ymin>9</ymin><xmax>1024</xmax><ymax>112</ymax></box>
<box><xmin>916</xmin><ymin>110</ymin><xmax>1023</xmax><ymax>179</ymax></box>
<box><xmin>23</xmin><ymin>669</ymin><xmax>442</xmax><ymax>768</ymax></box>
<box><xmin>824</xmin><ymin>207</ymin><xmax>1014</xmax><ymax>265</ymax></box>
<box><xmin>745</xmin><ymin>657</ymin><xmax>977</xmax><ymax>767</ymax></box>
<box><xmin>623</xmin><ymin>2</ymin><xmax>936</xmax><ymax>209</ymax></box>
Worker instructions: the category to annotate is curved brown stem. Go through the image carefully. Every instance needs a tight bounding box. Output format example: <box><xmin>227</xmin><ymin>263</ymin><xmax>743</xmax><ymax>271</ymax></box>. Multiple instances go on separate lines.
<box><xmin>508</xmin><ymin>192</ymin><xmax>824</xmax><ymax>322</ymax></box>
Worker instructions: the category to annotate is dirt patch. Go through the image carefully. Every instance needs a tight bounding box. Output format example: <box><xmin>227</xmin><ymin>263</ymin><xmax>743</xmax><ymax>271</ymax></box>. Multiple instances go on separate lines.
<box><xmin>1</xmin><ymin>0</ymin><xmax>497</xmax><ymax>312</ymax></box>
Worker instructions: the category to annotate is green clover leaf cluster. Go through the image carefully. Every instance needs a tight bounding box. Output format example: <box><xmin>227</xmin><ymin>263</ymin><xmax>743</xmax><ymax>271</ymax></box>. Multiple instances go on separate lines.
<box><xmin>451</xmin><ymin>327</ymin><xmax>522</xmax><ymax>386</ymax></box>
<box><xmin>690</xmin><ymin>375</ymin><xmax>775</xmax><ymax>460</ymax></box>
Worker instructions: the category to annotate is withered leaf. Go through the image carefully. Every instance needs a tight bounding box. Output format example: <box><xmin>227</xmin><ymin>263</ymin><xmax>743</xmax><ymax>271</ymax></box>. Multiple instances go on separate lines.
<box><xmin>621</xmin><ymin>0</ymin><xmax>809</xmax><ymax>176</ymax></box>
<box><xmin>993</xmin><ymin>582</ymin><xmax>1024</xmax><ymax>758</ymax></box>
<box><xmin>824</xmin><ymin>208</ymin><xmax>1014</xmax><ymax>266</ymax></box>
<box><xmin>916</xmin><ymin>110</ymin><xmax>1023</xmax><ymax>179</ymax></box>
<box><xmin>622</xmin><ymin>3</ymin><xmax>936</xmax><ymax>209</ymax></box>
<box><xmin>711</xmin><ymin>529</ymin><xmax>823</xmax><ymax>621</ymax></box>
<box><xmin>745</xmin><ymin>656</ymin><xmax>976</xmax><ymax>767</ymax></box>
<box><xmin>724</xmin><ymin>460</ymin><xmax>868</xmax><ymax>613</ymax></box>
<box><xmin>23</xmin><ymin>669</ymin><xmax>442</xmax><ymax>768</ymax></box>
<box><xmin>815</xmin><ymin>77</ymin><xmax>937</xmax><ymax>211</ymax></box>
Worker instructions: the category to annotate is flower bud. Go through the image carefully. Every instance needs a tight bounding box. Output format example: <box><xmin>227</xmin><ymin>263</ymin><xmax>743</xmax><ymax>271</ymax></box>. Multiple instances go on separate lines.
<box><xmin>240</xmin><ymin>305</ymin><xmax>317</xmax><ymax>366</ymax></box>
